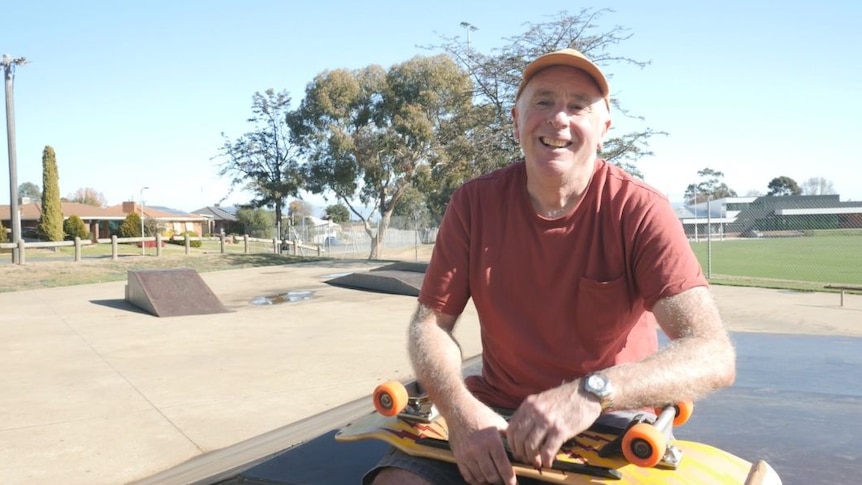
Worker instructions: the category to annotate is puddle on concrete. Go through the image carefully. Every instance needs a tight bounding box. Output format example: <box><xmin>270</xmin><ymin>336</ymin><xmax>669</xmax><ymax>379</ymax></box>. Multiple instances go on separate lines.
<box><xmin>250</xmin><ymin>290</ymin><xmax>315</xmax><ymax>305</ymax></box>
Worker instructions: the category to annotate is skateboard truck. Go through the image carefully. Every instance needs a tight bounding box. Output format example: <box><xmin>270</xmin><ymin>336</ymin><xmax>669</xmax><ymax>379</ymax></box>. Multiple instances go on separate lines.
<box><xmin>373</xmin><ymin>380</ymin><xmax>439</xmax><ymax>423</ymax></box>
<box><xmin>597</xmin><ymin>401</ymin><xmax>692</xmax><ymax>469</ymax></box>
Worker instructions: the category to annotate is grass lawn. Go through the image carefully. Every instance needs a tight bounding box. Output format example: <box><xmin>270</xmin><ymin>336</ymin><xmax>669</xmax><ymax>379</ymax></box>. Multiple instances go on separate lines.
<box><xmin>691</xmin><ymin>234</ymin><xmax>862</xmax><ymax>290</ymax></box>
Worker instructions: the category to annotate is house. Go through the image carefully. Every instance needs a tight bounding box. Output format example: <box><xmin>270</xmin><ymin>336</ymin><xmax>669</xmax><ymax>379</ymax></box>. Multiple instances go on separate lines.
<box><xmin>0</xmin><ymin>200</ymin><xmax>210</xmax><ymax>240</ymax></box>
<box><xmin>189</xmin><ymin>206</ymin><xmax>241</xmax><ymax>235</ymax></box>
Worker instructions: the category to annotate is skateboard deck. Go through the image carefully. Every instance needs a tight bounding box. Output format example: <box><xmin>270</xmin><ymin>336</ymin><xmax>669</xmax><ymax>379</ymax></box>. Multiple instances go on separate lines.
<box><xmin>335</xmin><ymin>381</ymin><xmax>782</xmax><ymax>484</ymax></box>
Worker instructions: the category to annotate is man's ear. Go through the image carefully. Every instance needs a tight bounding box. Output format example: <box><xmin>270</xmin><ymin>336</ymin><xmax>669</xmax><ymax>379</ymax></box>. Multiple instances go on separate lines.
<box><xmin>511</xmin><ymin>106</ymin><xmax>520</xmax><ymax>141</ymax></box>
<box><xmin>598</xmin><ymin>119</ymin><xmax>612</xmax><ymax>151</ymax></box>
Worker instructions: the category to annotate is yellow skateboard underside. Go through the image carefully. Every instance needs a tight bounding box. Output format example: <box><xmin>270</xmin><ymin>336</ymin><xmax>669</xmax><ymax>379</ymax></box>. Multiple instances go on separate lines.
<box><xmin>336</xmin><ymin>410</ymin><xmax>757</xmax><ymax>484</ymax></box>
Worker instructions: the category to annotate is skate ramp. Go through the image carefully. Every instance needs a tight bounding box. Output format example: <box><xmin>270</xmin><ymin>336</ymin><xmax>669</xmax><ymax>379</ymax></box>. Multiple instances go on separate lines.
<box><xmin>126</xmin><ymin>268</ymin><xmax>229</xmax><ymax>317</ymax></box>
<box><xmin>326</xmin><ymin>262</ymin><xmax>427</xmax><ymax>296</ymax></box>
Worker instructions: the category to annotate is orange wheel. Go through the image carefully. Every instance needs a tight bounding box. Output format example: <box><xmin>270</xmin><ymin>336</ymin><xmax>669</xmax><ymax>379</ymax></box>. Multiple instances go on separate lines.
<box><xmin>373</xmin><ymin>380</ymin><xmax>409</xmax><ymax>417</ymax></box>
<box><xmin>672</xmin><ymin>400</ymin><xmax>694</xmax><ymax>426</ymax></box>
<box><xmin>622</xmin><ymin>422</ymin><xmax>667</xmax><ymax>467</ymax></box>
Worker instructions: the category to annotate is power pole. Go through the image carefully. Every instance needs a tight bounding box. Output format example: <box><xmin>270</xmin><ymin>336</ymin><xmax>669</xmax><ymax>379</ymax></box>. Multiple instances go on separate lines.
<box><xmin>2</xmin><ymin>54</ymin><xmax>27</xmax><ymax>264</ymax></box>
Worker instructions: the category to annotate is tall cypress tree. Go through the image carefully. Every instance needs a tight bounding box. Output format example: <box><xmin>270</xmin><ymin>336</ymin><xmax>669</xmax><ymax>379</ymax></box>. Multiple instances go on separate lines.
<box><xmin>38</xmin><ymin>146</ymin><xmax>64</xmax><ymax>241</ymax></box>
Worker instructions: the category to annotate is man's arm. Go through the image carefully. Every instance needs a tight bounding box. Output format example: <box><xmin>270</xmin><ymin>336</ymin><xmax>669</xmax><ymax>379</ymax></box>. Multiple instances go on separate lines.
<box><xmin>408</xmin><ymin>303</ymin><xmax>516</xmax><ymax>485</ymax></box>
<box><xmin>602</xmin><ymin>285</ymin><xmax>736</xmax><ymax>408</ymax></box>
<box><xmin>507</xmin><ymin>286</ymin><xmax>735</xmax><ymax>468</ymax></box>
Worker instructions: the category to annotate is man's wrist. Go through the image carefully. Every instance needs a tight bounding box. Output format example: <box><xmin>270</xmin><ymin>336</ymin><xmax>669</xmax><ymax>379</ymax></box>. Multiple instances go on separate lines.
<box><xmin>582</xmin><ymin>372</ymin><xmax>615</xmax><ymax>411</ymax></box>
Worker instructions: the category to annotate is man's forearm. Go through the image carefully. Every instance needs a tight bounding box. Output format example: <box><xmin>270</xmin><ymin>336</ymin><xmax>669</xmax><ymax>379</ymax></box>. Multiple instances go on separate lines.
<box><xmin>407</xmin><ymin>304</ymin><xmax>474</xmax><ymax>419</ymax></box>
<box><xmin>603</xmin><ymin>287</ymin><xmax>736</xmax><ymax>410</ymax></box>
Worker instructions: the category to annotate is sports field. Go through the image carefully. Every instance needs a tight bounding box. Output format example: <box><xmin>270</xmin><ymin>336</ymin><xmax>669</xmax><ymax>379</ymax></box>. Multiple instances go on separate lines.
<box><xmin>690</xmin><ymin>233</ymin><xmax>862</xmax><ymax>290</ymax></box>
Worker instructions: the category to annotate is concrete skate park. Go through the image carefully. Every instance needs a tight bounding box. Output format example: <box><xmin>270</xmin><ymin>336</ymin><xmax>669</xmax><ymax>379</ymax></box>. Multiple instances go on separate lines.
<box><xmin>1</xmin><ymin>260</ymin><xmax>859</xmax><ymax>485</ymax></box>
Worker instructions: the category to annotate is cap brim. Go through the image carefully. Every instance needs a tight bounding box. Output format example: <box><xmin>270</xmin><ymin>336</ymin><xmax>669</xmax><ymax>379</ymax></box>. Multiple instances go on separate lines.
<box><xmin>517</xmin><ymin>49</ymin><xmax>609</xmax><ymax>100</ymax></box>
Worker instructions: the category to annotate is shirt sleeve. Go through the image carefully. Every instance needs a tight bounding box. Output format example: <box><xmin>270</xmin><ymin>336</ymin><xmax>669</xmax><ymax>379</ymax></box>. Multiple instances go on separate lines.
<box><xmin>628</xmin><ymin>196</ymin><xmax>708</xmax><ymax>310</ymax></box>
<box><xmin>418</xmin><ymin>186</ymin><xmax>473</xmax><ymax>316</ymax></box>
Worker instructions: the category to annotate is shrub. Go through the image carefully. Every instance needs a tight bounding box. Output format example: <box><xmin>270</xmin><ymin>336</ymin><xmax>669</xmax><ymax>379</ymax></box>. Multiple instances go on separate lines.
<box><xmin>0</xmin><ymin>220</ymin><xmax>7</xmax><ymax>243</ymax></box>
<box><xmin>63</xmin><ymin>215</ymin><xmax>89</xmax><ymax>241</ymax></box>
<box><xmin>118</xmin><ymin>212</ymin><xmax>142</xmax><ymax>238</ymax></box>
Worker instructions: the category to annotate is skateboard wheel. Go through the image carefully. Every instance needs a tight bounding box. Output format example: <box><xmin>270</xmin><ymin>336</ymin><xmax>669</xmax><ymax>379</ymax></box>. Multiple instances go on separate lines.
<box><xmin>373</xmin><ymin>380</ymin><xmax>409</xmax><ymax>417</ymax></box>
<box><xmin>672</xmin><ymin>400</ymin><xmax>694</xmax><ymax>426</ymax></box>
<box><xmin>653</xmin><ymin>400</ymin><xmax>694</xmax><ymax>427</ymax></box>
<box><xmin>622</xmin><ymin>422</ymin><xmax>667</xmax><ymax>467</ymax></box>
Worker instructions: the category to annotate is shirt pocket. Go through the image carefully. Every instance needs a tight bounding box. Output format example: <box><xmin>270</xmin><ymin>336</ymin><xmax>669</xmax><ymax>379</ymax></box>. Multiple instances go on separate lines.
<box><xmin>573</xmin><ymin>275</ymin><xmax>634</xmax><ymax>369</ymax></box>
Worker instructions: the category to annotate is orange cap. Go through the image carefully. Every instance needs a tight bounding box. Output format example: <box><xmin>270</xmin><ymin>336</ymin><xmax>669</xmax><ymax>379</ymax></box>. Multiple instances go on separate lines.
<box><xmin>516</xmin><ymin>48</ymin><xmax>610</xmax><ymax>108</ymax></box>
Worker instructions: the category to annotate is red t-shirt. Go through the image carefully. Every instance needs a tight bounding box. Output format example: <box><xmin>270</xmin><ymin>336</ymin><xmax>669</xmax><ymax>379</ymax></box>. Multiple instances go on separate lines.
<box><xmin>418</xmin><ymin>160</ymin><xmax>707</xmax><ymax>409</ymax></box>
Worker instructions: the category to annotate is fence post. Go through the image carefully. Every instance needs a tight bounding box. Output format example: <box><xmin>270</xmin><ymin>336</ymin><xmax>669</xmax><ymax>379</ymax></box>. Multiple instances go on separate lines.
<box><xmin>272</xmin><ymin>238</ymin><xmax>278</xmax><ymax>254</ymax></box>
<box><xmin>111</xmin><ymin>235</ymin><xmax>118</xmax><ymax>260</ymax></box>
<box><xmin>244</xmin><ymin>234</ymin><xmax>249</xmax><ymax>254</ymax></box>
<box><xmin>74</xmin><ymin>237</ymin><xmax>82</xmax><ymax>262</ymax></box>
<box><xmin>220</xmin><ymin>231</ymin><xmax>226</xmax><ymax>254</ymax></box>
<box><xmin>184</xmin><ymin>233</ymin><xmax>190</xmax><ymax>254</ymax></box>
<box><xmin>17</xmin><ymin>239</ymin><xmax>25</xmax><ymax>264</ymax></box>
<box><xmin>156</xmin><ymin>233</ymin><xmax>163</xmax><ymax>257</ymax></box>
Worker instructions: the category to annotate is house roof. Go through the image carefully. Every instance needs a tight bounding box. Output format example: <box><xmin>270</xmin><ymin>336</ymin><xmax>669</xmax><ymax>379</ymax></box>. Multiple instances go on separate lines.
<box><xmin>190</xmin><ymin>206</ymin><xmax>238</xmax><ymax>221</ymax></box>
<box><xmin>1</xmin><ymin>202</ymin><xmax>208</xmax><ymax>222</ymax></box>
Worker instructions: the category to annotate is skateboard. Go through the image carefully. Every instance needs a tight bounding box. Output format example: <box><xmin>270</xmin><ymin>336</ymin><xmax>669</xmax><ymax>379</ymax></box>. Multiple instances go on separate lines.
<box><xmin>335</xmin><ymin>380</ymin><xmax>782</xmax><ymax>484</ymax></box>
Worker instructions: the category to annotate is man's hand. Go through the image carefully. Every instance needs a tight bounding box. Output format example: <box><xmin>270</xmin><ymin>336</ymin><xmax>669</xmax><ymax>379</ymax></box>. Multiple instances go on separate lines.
<box><xmin>505</xmin><ymin>382</ymin><xmax>602</xmax><ymax>469</ymax></box>
<box><xmin>447</xmin><ymin>401</ymin><xmax>515</xmax><ymax>485</ymax></box>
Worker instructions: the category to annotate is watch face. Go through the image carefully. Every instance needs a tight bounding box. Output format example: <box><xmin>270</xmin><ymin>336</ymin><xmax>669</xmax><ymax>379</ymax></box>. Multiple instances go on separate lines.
<box><xmin>587</xmin><ymin>374</ymin><xmax>607</xmax><ymax>394</ymax></box>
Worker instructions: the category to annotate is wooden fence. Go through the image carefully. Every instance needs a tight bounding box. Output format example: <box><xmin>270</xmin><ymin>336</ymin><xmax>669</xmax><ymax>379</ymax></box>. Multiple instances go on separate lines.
<box><xmin>0</xmin><ymin>233</ymin><xmax>323</xmax><ymax>264</ymax></box>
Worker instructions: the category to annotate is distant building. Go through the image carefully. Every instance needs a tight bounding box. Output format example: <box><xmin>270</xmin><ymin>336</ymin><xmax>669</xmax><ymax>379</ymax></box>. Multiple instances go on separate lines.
<box><xmin>189</xmin><ymin>206</ymin><xmax>241</xmax><ymax>235</ymax></box>
<box><xmin>676</xmin><ymin>195</ymin><xmax>862</xmax><ymax>238</ymax></box>
<box><xmin>1</xmin><ymin>201</ymin><xmax>209</xmax><ymax>241</ymax></box>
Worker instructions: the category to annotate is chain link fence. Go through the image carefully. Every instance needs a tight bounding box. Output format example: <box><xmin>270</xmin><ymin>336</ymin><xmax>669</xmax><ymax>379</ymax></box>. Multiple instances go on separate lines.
<box><xmin>681</xmin><ymin>195</ymin><xmax>862</xmax><ymax>291</ymax></box>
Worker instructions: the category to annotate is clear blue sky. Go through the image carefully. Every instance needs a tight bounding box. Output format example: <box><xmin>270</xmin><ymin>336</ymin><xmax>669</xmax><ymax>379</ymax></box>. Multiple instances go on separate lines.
<box><xmin>2</xmin><ymin>0</ymin><xmax>860</xmax><ymax>214</ymax></box>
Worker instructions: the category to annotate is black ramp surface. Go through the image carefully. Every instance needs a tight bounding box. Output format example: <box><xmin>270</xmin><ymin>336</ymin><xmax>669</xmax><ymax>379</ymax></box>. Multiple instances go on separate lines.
<box><xmin>326</xmin><ymin>262</ymin><xmax>427</xmax><ymax>296</ymax></box>
<box><xmin>225</xmin><ymin>333</ymin><xmax>862</xmax><ymax>485</ymax></box>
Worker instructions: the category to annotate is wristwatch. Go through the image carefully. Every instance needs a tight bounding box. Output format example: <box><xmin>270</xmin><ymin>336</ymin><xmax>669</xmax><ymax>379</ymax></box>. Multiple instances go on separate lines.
<box><xmin>583</xmin><ymin>372</ymin><xmax>615</xmax><ymax>411</ymax></box>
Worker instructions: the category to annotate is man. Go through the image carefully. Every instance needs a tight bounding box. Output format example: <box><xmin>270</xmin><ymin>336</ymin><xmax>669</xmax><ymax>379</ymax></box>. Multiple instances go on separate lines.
<box><xmin>366</xmin><ymin>48</ymin><xmax>736</xmax><ymax>485</ymax></box>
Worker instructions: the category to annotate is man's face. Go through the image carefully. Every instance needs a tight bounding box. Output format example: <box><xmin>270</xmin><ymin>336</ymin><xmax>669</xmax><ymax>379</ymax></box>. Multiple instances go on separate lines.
<box><xmin>512</xmin><ymin>65</ymin><xmax>611</xmax><ymax>175</ymax></box>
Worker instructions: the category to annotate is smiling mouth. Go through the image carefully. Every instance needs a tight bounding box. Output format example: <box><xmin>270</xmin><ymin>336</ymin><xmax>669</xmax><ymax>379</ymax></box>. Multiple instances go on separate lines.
<box><xmin>540</xmin><ymin>137</ymin><xmax>571</xmax><ymax>148</ymax></box>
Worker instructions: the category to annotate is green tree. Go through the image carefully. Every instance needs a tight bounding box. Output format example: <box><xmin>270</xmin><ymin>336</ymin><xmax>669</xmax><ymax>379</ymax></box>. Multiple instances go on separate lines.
<box><xmin>0</xmin><ymin>219</ymin><xmax>8</xmax><ymax>243</ymax></box>
<box><xmin>422</xmin><ymin>8</ymin><xmax>662</xmax><ymax>212</ymax></box>
<box><xmin>38</xmin><ymin>146</ymin><xmax>64</xmax><ymax>241</ymax></box>
<box><xmin>118</xmin><ymin>212</ymin><xmax>142</xmax><ymax>238</ymax></box>
<box><xmin>217</xmin><ymin>89</ymin><xmax>303</xmax><ymax>243</ymax></box>
<box><xmin>63</xmin><ymin>215</ymin><xmax>89</xmax><ymax>240</ymax></box>
<box><xmin>684</xmin><ymin>168</ymin><xmax>738</xmax><ymax>204</ymax></box>
<box><xmin>291</xmin><ymin>55</ymin><xmax>472</xmax><ymax>258</ymax></box>
<box><xmin>324</xmin><ymin>204</ymin><xmax>350</xmax><ymax>223</ymax></box>
<box><xmin>235</xmin><ymin>207</ymin><xmax>274</xmax><ymax>238</ymax></box>
<box><xmin>767</xmin><ymin>176</ymin><xmax>802</xmax><ymax>196</ymax></box>
<box><xmin>18</xmin><ymin>181</ymin><xmax>40</xmax><ymax>200</ymax></box>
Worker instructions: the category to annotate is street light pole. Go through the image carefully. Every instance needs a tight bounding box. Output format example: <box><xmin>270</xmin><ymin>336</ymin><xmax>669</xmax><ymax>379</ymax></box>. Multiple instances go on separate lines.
<box><xmin>140</xmin><ymin>186</ymin><xmax>149</xmax><ymax>255</ymax></box>
<box><xmin>459</xmin><ymin>22</ymin><xmax>478</xmax><ymax>50</ymax></box>
<box><xmin>3</xmin><ymin>54</ymin><xmax>27</xmax><ymax>264</ymax></box>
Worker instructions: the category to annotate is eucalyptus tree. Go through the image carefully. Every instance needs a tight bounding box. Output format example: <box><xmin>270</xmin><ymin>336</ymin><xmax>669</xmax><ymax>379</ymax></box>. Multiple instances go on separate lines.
<box><xmin>290</xmin><ymin>55</ymin><xmax>472</xmax><ymax>258</ymax></box>
<box><xmin>684</xmin><ymin>168</ymin><xmax>738</xmax><ymax>204</ymax></box>
<box><xmin>767</xmin><ymin>176</ymin><xmax>802</xmax><ymax>196</ymax></box>
<box><xmin>422</xmin><ymin>8</ymin><xmax>663</xmax><ymax>216</ymax></box>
